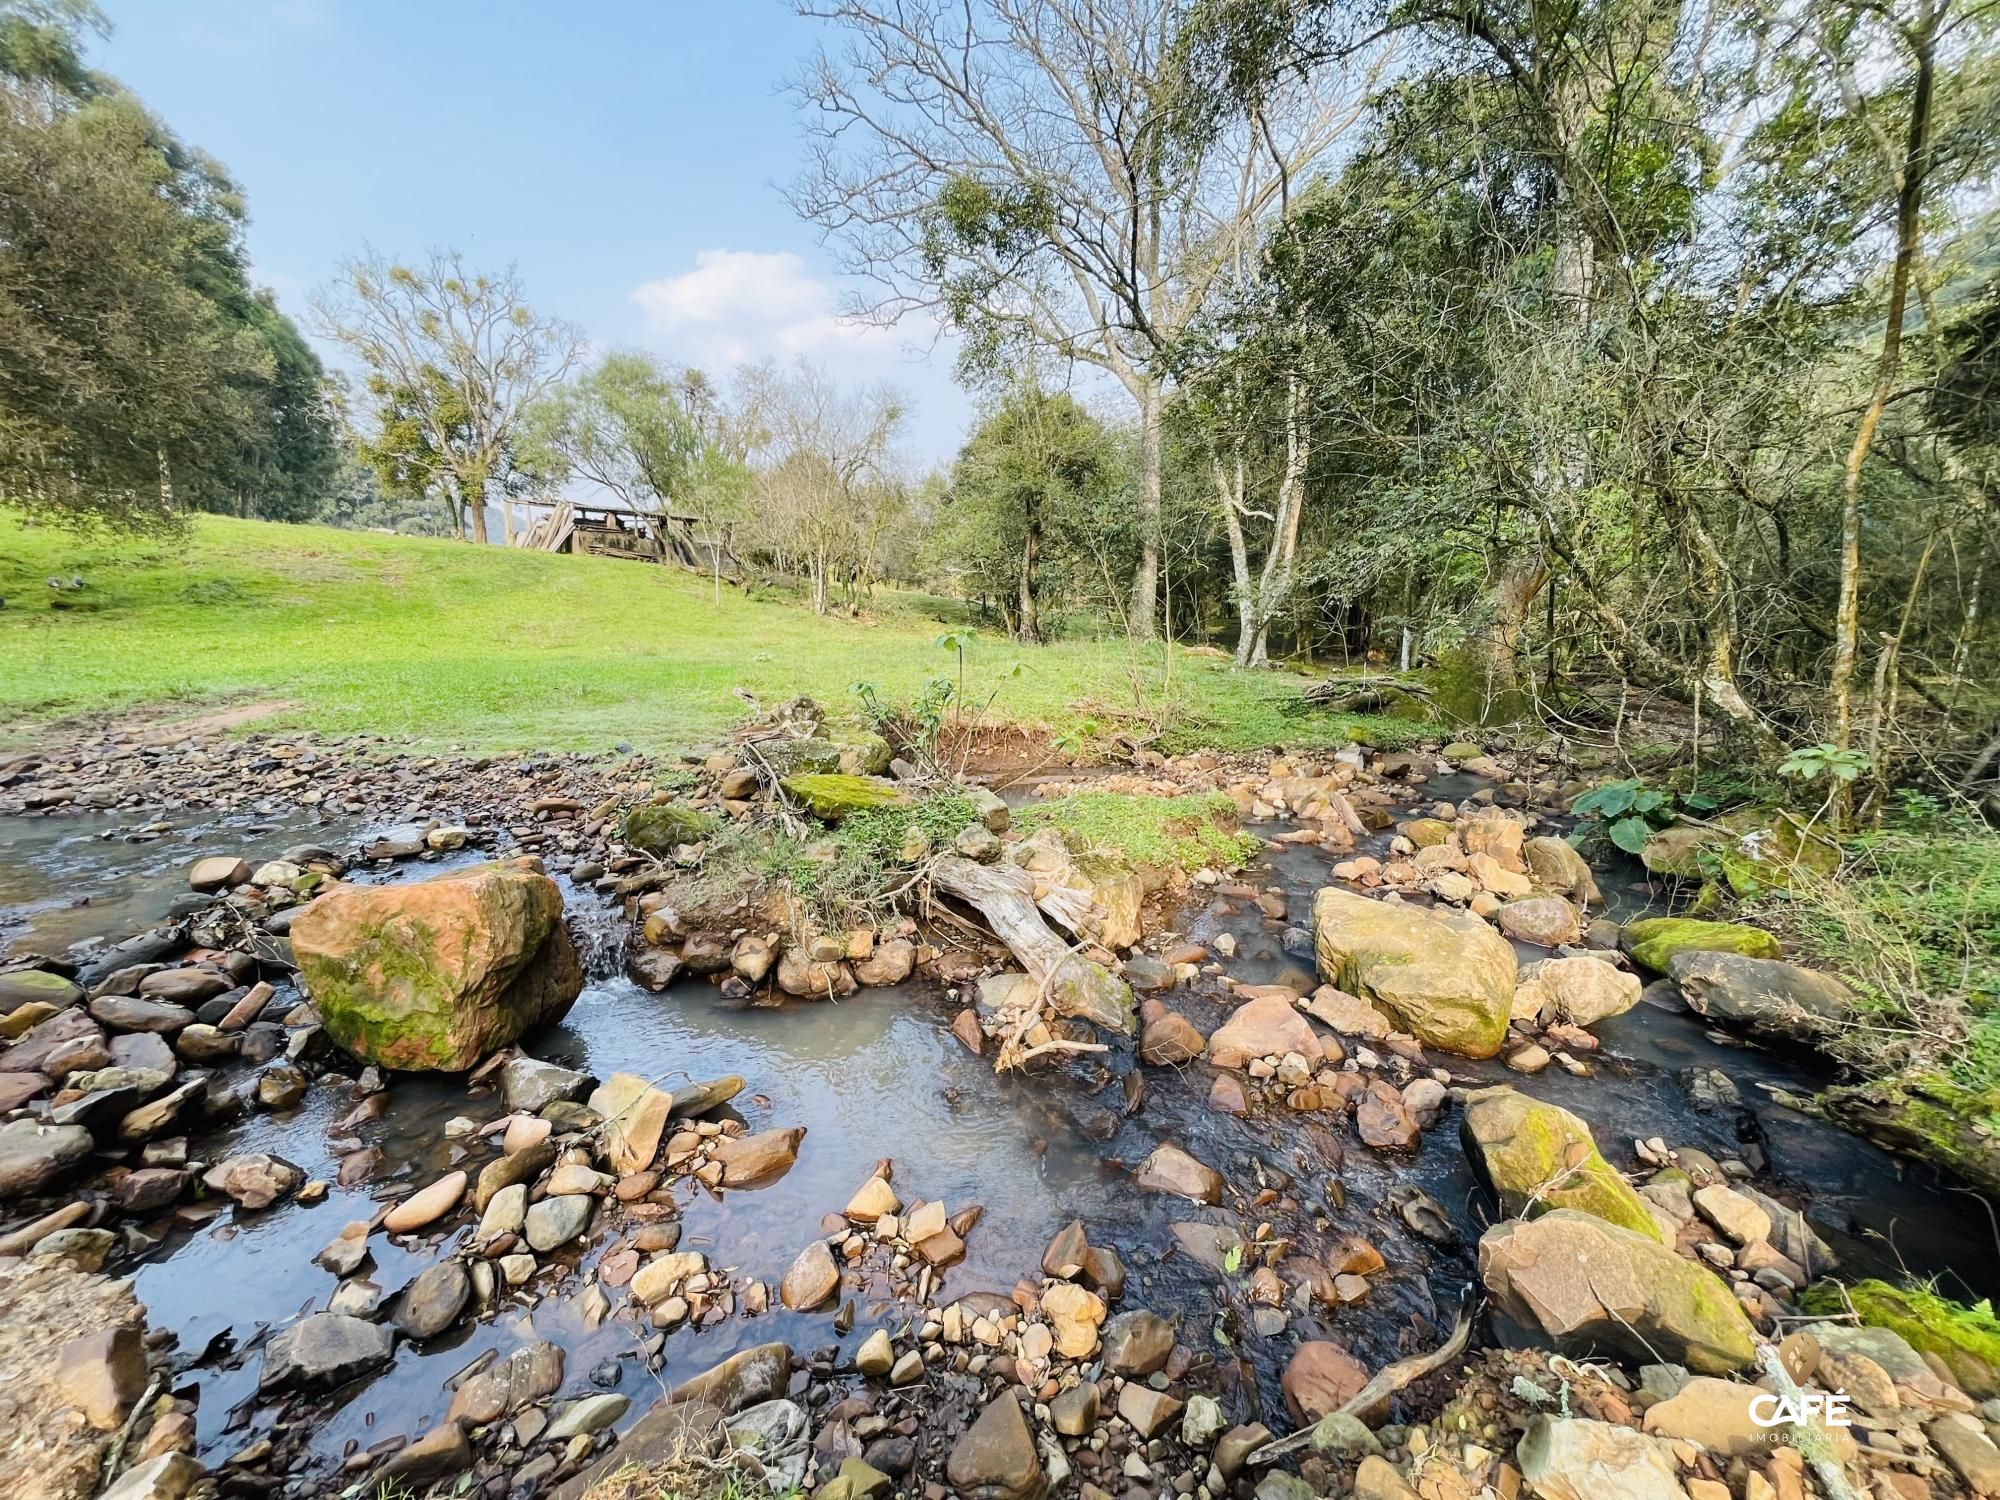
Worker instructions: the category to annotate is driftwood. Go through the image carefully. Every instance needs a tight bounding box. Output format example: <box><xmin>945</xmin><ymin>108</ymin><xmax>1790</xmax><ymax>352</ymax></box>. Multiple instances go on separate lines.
<box><xmin>1298</xmin><ymin>675</ymin><xmax>1435</xmax><ymax>715</ymax></box>
<box><xmin>1244</xmin><ymin>1306</ymin><xmax>1474</xmax><ymax>1465</ymax></box>
<box><xmin>931</xmin><ymin>855</ymin><xmax>1133</xmax><ymax>1036</ymax></box>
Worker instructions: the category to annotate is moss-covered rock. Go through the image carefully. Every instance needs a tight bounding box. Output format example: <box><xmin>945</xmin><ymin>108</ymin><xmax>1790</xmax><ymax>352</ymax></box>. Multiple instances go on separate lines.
<box><xmin>783</xmin><ymin>774</ymin><xmax>910</xmax><ymax>821</ymax></box>
<box><xmin>756</xmin><ymin>738</ymin><xmax>843</xmax><ymax>777</ymax></box>
<box><xmin>0</xmin><ymin>968</ymin><xmax>83</xmax><ymax>1015</ymax></box>
<box><xmin>292</xmin><ymin>858</ymin><xmax>582</xmax><ymax>1071</ymax></box>
<box><xmin>1312</xmin><ymin>886</ymin><xmax>1516</xmax><ymax>1057</ymax></box>
<box><xmin>1621</xmin><ymin>916</ymin><xmax>1780</xmax><ymax>972</ymax></box>
<box><xmin>1821</xmin><ymin>1073</ymin><xmax>2000</xmax><ymax>1197</ymax></box>
<box><xmin>1799</xmin><ymin>1279</ymin><xmax>2000</xmax><ymax>1398</ymax></box>
<box><xmin>1461</xmin><ymin>1086</ymin><xmax>1662</xmax><ymax>1240</ymax></box>
<box><xmin>835</xmin><ymin>734</ymin><xmax>894</xmax><ymax>776</ymax></box>
<box><xmin>1639</xmin><ymin>809</ymin><xmax>1839</xmax><ymax>894</ymax></box>
<box><xmin>1402</xmin><ymin>818</ymin><xmax>1453</xmax><ymax>849</ymax></box>
<box><xmin>623</xmin><ymin>802</ymin><xmax>722</xmax><ymax>854</ymax></box>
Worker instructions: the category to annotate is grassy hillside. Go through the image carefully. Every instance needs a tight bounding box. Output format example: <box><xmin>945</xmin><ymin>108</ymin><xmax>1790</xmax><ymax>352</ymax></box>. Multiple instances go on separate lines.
<box><xmin>0</xmin><ymin>515</ymin><xmax>1410</xmax><ymax>755</ymax></box>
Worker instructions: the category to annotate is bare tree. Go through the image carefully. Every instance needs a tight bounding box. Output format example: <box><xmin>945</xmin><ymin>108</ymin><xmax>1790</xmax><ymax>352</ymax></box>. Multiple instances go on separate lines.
<box><xmin>738</xmin><ymin>360</ymin><xmax>908</xmax><ymax>614</ymax></box>
<box><xmin>312</xmin><ymin>249</ymin><xmax>583</xmax><ymax>543</ymax></box>
<box><xmin>789</xmin><ymin>0</ymin><xmax>1368</xmax><ymax>637</ymax></box>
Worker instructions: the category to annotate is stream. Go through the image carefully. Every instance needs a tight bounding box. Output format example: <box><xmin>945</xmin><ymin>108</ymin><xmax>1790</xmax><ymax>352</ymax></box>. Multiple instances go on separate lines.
<box><xmin>3</xmin><ymin>775</ymin><xmax>1994</xmax><ymax>1485</ymax></box>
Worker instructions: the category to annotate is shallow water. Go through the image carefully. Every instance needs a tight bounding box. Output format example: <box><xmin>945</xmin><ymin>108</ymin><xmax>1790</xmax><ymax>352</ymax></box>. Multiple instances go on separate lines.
<box><xmin>4</xmin><ymin>788</ymin><xmax>1996</xmax><ymax>1479</ymax></box>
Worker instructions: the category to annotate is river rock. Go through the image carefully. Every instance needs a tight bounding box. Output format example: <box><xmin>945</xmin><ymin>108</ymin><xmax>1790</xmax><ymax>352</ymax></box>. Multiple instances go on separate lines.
<box><xmin>776</xmin><ymin>950</ymin><xmax>857</xmax><ymax>999</ymax></box>
<box><xmin>1102</xmin><ymin>1309</ymin><xmax>1174</xmax><ymax>1376</ymax></box>
<box><xmin>260</xmin><ymin>1313</ymin><xmax>393</xmax><ymax>1392</ymax></box>
<box><xmin>446</xmin><ymin>1341</ymin><xmax>565</xmax><ymax>1424</ymax></box>
<box><xmin>1523</xmin><ymin>836</ymin><xmax>1602</xmax><ymax>904</ymax></box>
<box><xmin>1642</xmin><ymin>1376</ymin><xmax>1857</xmax><ymax>1459</ymax></box>
<box><xmin>501</xmin><ymin>1057</ymin><xmax>594</xmax><ymax>1113</ymax></box>
<box><xmin>670</xmin><ymin>1075</ymin><xmax>746</xmax><ymax>1120</ymax></box>
<box><xmin>1479</xmin><ymin>1210</ymin><xmax>1757</xmax><ymax>1373</ymax></box>
<box><xmin>1460</xmin><ymin>1086</ymin><xmax>1659</xmax><ymax>1238</ymax></box>
<box><xmin>525</xmin><ymin>1193</ymin><xmax>593</xmax><ymax>1251</ymax></box>
<box><xmin>1620</xmin><ymin>916</ymin><xmax>1780</xmax><ymax>972</ymax></box>
<box><xmin>1312</xmin><ymin>887</ymin><xmax>1515</xmax><ymax>1057</ymax></box>
<box><xmin>1118</xmin><ymin>1383</ymin><xmax>1183</xmax><ymax>1439</ymax></box>
<box><xmin>2</xmin><ymin>1007</ymin><xmax>100</xmax><ymax>1074</ymax></box>
<box><xmin>1668</xmin><ymin>950</ymin><xmax>1855</xmax><ymax>1044</ymax></box>
<box><xmin>1040</xmin><ymin>1281</ymin><xmax>1105</xmax><ymax>1357</ymax></box>
<box><xmin>669</xmin><ymin>1341</ymin><xmax>793</xmax><ymax>1413</ymax></box>
<box><xmin>475</xmin><ymin>1140</ymin><xmax>555</xmax><ymax>1211</ymax></box>
<box><xmin>0</xmin><ymin>969</ymin><xmax>82</xmax><ymax>1015</ymax></box>
<box><xmin>1139</xmin><ymin>1012</ymin><xmax>1206</xmax><ymax>1066</ymax></box>
<box><xmin>780</xmin><ymin>1241</ymin><xmax>840</xmax><ymax>1310</ymax></box>
<box><xmin>1356</xmin><ymin>1080</ymin><xmax>1420</xmax><ymax>1150</ymax></box>
<box><xmin>624</xmin><ymin>802</ymin><xmax>721</xmax><ymax>853</ymax></box>
<box><xmin>384</xmin><ymin>1169</ymin><xmax>467</xmax><ymax>1232</ymax></box>
<box><xmin>946</xmin><ymin>1392</ymin><xmax>1045</xmax><ymax>1500</ymax></box>
<box><xmin>291</xmin><ymin>858</ymin><xmax>583</xmax><ymax>1071</ymax></box>
<box><xmin>88</xmin><ymin>995</ymin><xmax>196</xmax><ymax>1033</ymax></box>
<box><xmin>1282</xmin><ymin>1340</ymin><xmax>1368</xmax><ymax>1423</ymax></box>
<box><xmin>1007</xmin><ymin>828</ymin><xmax>1143</xmax><ymax>951</ymax></box>
<box><xmin>53</xmin><ymin>1324</ymin><xmax>147</xmax><ymax>1431</ymax></box>
<box><xmin>1495</xmin><ymin>896</ymin><xmax>1583</xmax><ymax>947</ymax></box>
<box><xmin>589</xmin><ymin>1073</ymin><xmax>673</xmax><ymax>1174</ymax></box>
<box><xmin>1207</xmin><ymin>995</ymin><xmax>1322</xmax><ymax>1070</ymax></box>
<box><xmin>1512</xmin><ymin>956</ymin><xmax>1640</xmax><ymax>1028</ymax></box>
<box><xmin>188</xmin><ymin>855</ymin><xmax>250</xmax><ymax>891</ymax></box>
<box><xmin>1516</xmin><ymin>1415</ymin><xmax>1686</xmax><ymax>1500</ymax></box>
<box><xmin>201</xmin><ymin>1152</ymin><xmax>303</xmax><ymax>1210</ymax></box>
<box><xmin>1134</xmin><ymin>1143</ymin><xmax>1222</xmax><ymax>1203</ymax></box>
<box><xmin>852</xmin><ymin>938</ymin><xmax>916</xmax><ymax>987</ymax></box>
<box><xmin>0</xmin><ymin>1119</ymin><xmax>93</xmax><ymax>1199</ymax></box>
<box><xmin>712</xmin><ymin>1127</ymin><xmax>804</xmax><ymax>1186</ymax></box>
<box><xmin>845</xmin><ymin>1174</ymin><xmax>900</xmax><ymax>1223</ymax></box>
<box><xmin>397</xmin><ymin>1260</ymin><xmax>471</xmax><ymax>1339</ymax></box>
<box><xmin>377</xmin><ymin>1423</ymin><xmax>472</xmax><ymax>1489</ymax></box>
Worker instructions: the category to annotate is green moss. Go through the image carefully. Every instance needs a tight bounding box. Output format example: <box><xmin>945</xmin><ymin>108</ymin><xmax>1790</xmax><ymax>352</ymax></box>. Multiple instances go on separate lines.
<box><xmin>1015</xmin><ymin>791</ymin><xmax>1258</xmax><ymax>875</ymax></box>
<box><xmin>1800</xmin><ymin>1279</ymin><xmax>2000</xmax><ymax>1397</ymax></box>
<box><xmin>1621</xmin><ymin>916</ymin><xmax>1781</xmax><ymax>972</ymax></box>
<box><xmin>1462</xmin><ymin>1088</ymin><xmax>1663</xmax><ymax>1241</ymax></box>
<box><xmin>782</xmin><ymin>773</ymin><xmax>910</xmax><ymax>820</ymax></box>
<box><xmin>1820</xmin><ymin>1072</ymin><xmax>2000</xmax><ymax>1195</ymax></box>
<box><xmin>624</xmin><ymin>802</ymin><xmax>721</xmax><ymax>853</ymax></box>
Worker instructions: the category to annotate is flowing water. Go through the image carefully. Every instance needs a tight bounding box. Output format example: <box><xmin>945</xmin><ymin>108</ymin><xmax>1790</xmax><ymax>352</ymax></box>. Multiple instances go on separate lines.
<box><xmin>3</xmin><ymin>782</ymin><xmax>1995</xmax><ymax>1481</ymax></box>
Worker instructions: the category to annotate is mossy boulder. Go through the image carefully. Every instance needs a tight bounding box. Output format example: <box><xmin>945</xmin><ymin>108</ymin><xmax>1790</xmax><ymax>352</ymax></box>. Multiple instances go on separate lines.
<box><xmin>0</xmin><ymin>969</ymin><xmax>83</xmax><ymax>1015</ymax></box>
<box><xmin>1480</xmin><ymin>1209</ymin><xmax>1757</xmax><ymax>1374</ymax></box>
<box><xmin>1640</xmin><ymin>809</ymin><xmax>1838</xmax><ymax>895</ymax></box>
<box><xmin>1461</xmin><ymin>1086</ymin><xmax>1662</xmax><ymax>1240</ymax></box>
<box><xmin>1312</xmin><ymin>886</ymin><xmax>1516</xmax><ymax>1057</ymax></box>
<box><xmin>1668</xmin><ymin>950</ymin><xmax>1855</xmax><ymax>1045</ymax></box>
<box><xmin>291</xmin><ymin>858</ymin><xmax>582</xmax><ymax>1071</ymax></box>
<box><xmin>1621</xmin><ymin>916</ymin><xmax>1780</xmax><ymax>972</ymax></box>
<box><xmin>835</xmin><ymin>734</ymin><xmax>894</xmax><ymax>776</ymax></box>
<box><xmin>1798</xmin><ymin>1279</ymin><xmax>2000</xmax><ymax>1398</ymax></box>
<box><xmin>783</xmin><ymin>774</ymin><xmax>910</xmax><ymax>821</ymax></box>
<box><xmin>623</xmin><ymin>802</ymin><xmax>722</xmax><ymax>855</ymax></box>
<box><xmin>756</xmin><ymin>738</ymin><xmax>843</xmax><ymax>777</ymax></box>
<box><xmin>1821</xmin><ymin>1073</ymin><xmax>2000</xmax><ymax>1196</ymax></box>
<box><xmin>1402</xmin><ymin>818</ymin><xmax>1452</xmax><ymax>849</ymax></box>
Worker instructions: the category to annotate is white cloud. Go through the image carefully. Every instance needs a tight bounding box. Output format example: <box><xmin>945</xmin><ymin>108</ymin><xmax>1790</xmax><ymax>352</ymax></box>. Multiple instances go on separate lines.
<box><xmin>629</xmin><ymin>248</ymin><xmax>971</xmax><ymax>463</ymax></box>
<box><xmin>630</xmin><ymin>249</ymin><xmax>904</xmax><ymax>371</ymax></box>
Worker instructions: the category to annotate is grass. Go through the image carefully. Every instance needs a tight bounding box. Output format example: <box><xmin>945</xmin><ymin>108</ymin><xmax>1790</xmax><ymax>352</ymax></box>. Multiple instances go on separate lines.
<box><xmin>0</xmin><ymin>514</ymin><xmax>1424</xmax><ymax>756</ymax></box>
<box><xmin>1016</xmin><ymin>790</ymin><xmax>1261</xmax><ymax>873</ymax></box>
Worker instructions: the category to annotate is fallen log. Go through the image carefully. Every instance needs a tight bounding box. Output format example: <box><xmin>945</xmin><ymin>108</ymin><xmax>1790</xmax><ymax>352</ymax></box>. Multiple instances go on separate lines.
<box><xmin>931</xmin><ymin>855</ymin><xmax>1133</xmax><ymax>1036</ymax></box>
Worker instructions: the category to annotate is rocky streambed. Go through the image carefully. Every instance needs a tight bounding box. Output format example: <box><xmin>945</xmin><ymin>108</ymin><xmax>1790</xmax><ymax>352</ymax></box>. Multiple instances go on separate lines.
<box><xmin>3</xmin><ymin>724</ymin><xmax>1999</xmax><ymax>1500</ymax></box>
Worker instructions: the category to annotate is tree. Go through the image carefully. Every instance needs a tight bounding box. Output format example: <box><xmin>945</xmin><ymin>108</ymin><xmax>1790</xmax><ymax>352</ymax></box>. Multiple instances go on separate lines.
<box><xmin>937</xmin><ymin>387</ymin><xmax>1125</xmax><ymax>640</ymax></box>
<box><xmin>312</xmin><ymin>249</ymin><xmax>582</xmax><ymax>542</ymax></box>
<box><xmin>517</xmin><ymin>350</ymin><xmax>705</xmax><ymax>516</ymax></box>
<box><xmin>736</xmin><ymin>359</ymin><xmax>908</xmax><ymax>614</ymax></box>
<box><xmin>789</xmin><ymin>0</ymin><xmax>1369</xmax><ymax>638</ymax></box>
<box><xmin>0</xmin><ymin>0</ymin><xmax>334</xmax><ymax>530</ymax></box>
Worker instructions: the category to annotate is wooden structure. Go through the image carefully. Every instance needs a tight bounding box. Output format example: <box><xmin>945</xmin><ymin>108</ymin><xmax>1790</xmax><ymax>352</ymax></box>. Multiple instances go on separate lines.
<box><xmin>517</xmin><ymin>500</ymin><xmax>739</xmax><ymax>577</ymax></box>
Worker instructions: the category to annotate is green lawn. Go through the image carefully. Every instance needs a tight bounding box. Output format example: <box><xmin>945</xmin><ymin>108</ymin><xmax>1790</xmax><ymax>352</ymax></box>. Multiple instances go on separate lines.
<box><xmin>0</xmin><ymin>514</ymin><xmax>1415</xmax><ymax>755</ymax></box>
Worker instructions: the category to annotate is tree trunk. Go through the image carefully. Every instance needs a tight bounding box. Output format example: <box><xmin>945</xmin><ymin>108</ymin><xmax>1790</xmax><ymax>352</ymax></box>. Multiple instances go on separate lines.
<box><xmin>1215</xmin><ymin>455</ymin><xmax>1257</xmax><ymax>667</ymax></box>
<box><xmin>1018</xmin><ymin>492</ymin><xmax>1043</xmax><ymax>643</ymax></box>
<box><xmin>1247</xmin><ymin>372</ymin><xmax>1311</xmax><ymax>669</ymax></box>
<box><xmin>1831</xmin><ymin>0</ymin><xmax>1936</xmax><ymax>773</ymax></box>
<box><xmin>1130</xmin><ymin>376</ymin><xmax>1162</xmax><ymax>640</ymax></box>
<box><xmin>467</xmin><ymin>490</ymin><xmax>489</xmax><ymax>545</ymax></box>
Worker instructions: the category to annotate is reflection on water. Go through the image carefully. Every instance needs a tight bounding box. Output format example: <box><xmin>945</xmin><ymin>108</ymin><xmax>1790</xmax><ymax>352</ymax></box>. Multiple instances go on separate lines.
<box><xmin>4</xmin><ymin>785</ymin><xmax>1997</xmax><ymax>1473</ymax></box>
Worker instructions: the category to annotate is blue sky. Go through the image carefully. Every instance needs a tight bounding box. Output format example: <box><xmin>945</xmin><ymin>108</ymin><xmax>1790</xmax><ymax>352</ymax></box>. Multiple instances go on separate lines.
<box><xmin>93</xmin><ymin>0</ymin><xmax>972</xmax><ymax>461</ymax></box>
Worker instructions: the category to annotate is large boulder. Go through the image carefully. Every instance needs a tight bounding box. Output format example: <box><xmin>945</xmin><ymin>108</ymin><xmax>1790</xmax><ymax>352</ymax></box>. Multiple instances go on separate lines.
<box><xmin>0</xmin><ymin>1120</ymin><xmax>94</xmax><ymax>1200</ymax></box>
<box><xmin>1479</xmin><ymin>1209</ymin><xmax>1757</xmax><ymax>1373</ymax></box>
<box><xmin>1522</xmin><ymin>837</ymin><xmax>1602</xmax><ymax>905</ymax></box>
<box><xmin>1620</xmin><ymin>917</ymin><xmax>1779</xmax><ymax>973</ymax></box>
<box><xmin>1460</xmin><ymin>1087</ymin><xmax>1659</xmax><ymax>1239</ymax></box>
<box><xmin>1511</xmin><ymin>956</ymin><xmax>1641</xmax><ymax>1028</ymax></box>
<box><xmin>1668</xmin><ymin>950</ymin><xmax>1855</xmax><ymax>1045</ymax></box>
<box><xmin>1312</xmin><ymin>887</ymin><xmax>1516</xmax><ymax>1058</ymax></box>
<box><xmin>292</xmin><ymin>859</ymin><xmax>582</xmax><ymax>1071</ymax></box>
<box><xmin>781</xmin><ymin>774</ymin><xmax>909</xmax><ymax>821</ymax></box>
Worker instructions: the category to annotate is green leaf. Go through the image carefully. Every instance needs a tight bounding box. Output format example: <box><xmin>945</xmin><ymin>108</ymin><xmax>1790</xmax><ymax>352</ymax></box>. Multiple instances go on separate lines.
<box><xmin>1609</xmin><ymin>816</ymin><xmax>1652</xmax><ymax>854</ymax></box>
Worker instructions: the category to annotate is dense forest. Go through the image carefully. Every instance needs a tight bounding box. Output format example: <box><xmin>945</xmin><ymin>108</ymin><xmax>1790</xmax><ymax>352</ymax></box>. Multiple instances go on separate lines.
<box><xmin>3</xmin><ymin>0</ymin><xmax>1997</xmax><ymax>803</ymax></box>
